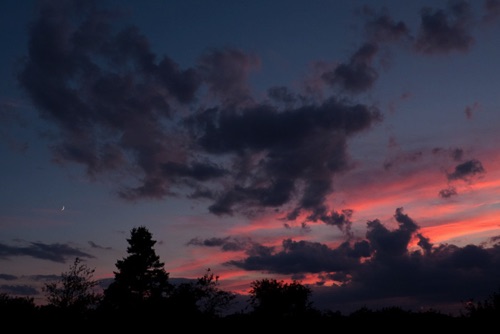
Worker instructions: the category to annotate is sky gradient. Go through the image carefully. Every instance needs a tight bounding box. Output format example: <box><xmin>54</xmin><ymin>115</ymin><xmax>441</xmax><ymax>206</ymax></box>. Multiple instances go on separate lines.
<box><xmin>1</xmin><ymin>0</ymin><xmax>500</xmax><ymax>315</ymax></box>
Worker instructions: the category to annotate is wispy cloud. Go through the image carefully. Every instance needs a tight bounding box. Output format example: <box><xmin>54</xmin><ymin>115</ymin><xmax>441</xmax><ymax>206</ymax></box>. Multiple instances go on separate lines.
<box><xmin>0</xmin><ymin>242</ymin><xmax>94</xmax><ymax>263</ymax></box>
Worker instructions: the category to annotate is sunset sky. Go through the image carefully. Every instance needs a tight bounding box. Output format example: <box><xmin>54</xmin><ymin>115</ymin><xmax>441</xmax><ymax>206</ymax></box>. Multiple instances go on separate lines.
<box><xmin>2</xmin><ymin>0</ymin><xmax>500</xmax><ymax>315</ymax></box>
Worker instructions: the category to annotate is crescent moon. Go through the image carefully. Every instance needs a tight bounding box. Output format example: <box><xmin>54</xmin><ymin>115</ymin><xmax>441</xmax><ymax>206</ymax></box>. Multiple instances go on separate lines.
<box><xmin>61</xmin><ymin>206</ymin><xmax>65</xmax><ymax>211</ymax></box>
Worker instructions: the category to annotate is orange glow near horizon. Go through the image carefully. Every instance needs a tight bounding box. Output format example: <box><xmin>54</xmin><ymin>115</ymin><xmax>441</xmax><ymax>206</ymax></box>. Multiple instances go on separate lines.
<box><xmin>155</xmin><ymin>152</ymin><xmax>500</xmax><ymax>294</ymax></box>
<box><xmin>420</xmin><ymin>214</ymin><xmax>500</xmax><ymax>246</ymax></box>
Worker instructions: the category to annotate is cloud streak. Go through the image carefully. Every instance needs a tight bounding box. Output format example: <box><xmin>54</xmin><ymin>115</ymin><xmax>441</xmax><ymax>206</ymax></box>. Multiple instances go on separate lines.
<box><xmin>0</xmin><ymin>242</ymin><xmax>94</xmax><ymax>263</ymax></box>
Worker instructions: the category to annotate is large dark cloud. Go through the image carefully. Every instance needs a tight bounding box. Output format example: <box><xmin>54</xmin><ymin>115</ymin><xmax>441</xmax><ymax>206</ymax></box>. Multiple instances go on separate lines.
<box><xmin>18</xmin><ymin>0</ymin><xmax>383</xmax><ymax>222</ymax></box>
<box><xmin>23</xmin><ymin>0</ymin><xmax>496</xmax><ymax>226</ymax></box>
<box><xmin>186</xmin><ymin>99</ymin><xmax>381</xmax><ymax>218</ymax></box>
<box><xmin>16</xmin><ymin>0</ymin><xmax>497</xmax><ymax>227</ymax></box>
<box><xmin>18</xmin><ymin>0</ymin><xmax>198</xmax><ymax>188</ymax></box>
<box><xmin>365</xmin><ymin>207</ymin><xmax>419</xmax><ymax>258</ymax></box>
<box><xmin>193</xmin><ymin>207</ymin><xmax>500</xmax><ymax>313</ymax></box>
<box><xmin>227</xmin><ymin>238</ymin><xmax>370</xmax><ymax>274</ymax></box>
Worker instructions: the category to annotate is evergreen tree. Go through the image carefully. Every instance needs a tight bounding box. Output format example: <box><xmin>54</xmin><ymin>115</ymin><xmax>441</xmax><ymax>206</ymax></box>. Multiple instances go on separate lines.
<box><xmin>102</xmin><ymin>226</ymin><xmax>172</xmax><ymax>313</ymax></box>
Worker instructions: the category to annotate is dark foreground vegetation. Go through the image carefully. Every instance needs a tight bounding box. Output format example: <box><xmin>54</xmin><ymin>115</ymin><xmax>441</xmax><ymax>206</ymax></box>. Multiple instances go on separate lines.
<box><xmin>2</xmin><ymin>226</ymin><xmax>498</xmax><ymax>331</ymax></box>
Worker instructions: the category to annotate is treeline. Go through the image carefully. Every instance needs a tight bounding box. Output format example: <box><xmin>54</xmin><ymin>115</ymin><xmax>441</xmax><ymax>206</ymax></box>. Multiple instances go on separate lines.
<box><xmin>1</xmin><ymin>226</ymin><xmax>499</xmax><ymax>330</ymax></box>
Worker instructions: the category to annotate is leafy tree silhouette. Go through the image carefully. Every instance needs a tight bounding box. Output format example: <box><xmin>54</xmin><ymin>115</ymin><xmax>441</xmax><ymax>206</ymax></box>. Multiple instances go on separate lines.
<box><xmin>249</xmin><ymin>278</ymin><xmax>314</xmax><ymax>320</ymax></box>
<box><xmin>40</xmin><ymin>257</ymin><xmax>101</xmax><ymax>328</ymax></box>
<box><xmin>42</xmin><ymin>257</ymin><xmax>101</xmax><ymax>313</ymax></box>
<box><xmin>195</xmin><ymin>268</ymin><xmax>236</xmax><ymax>317</ymax></box>
<box><xmin>101</xmin><ymin>226</ymin><xmax>172</xmax><ymax>319</ymax></box>
<box><xmin>169</xmin><ymin>268</ymin><xmax>236</xmax><ymax>319</ymax></box>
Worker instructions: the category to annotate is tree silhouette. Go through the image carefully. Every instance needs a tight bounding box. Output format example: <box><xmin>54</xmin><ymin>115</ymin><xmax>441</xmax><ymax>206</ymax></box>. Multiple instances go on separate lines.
<box><xmin>0</xmin><ymin>293</ymin><xmax>38</xmax><ymax>323</ymax></box>
<box><xmin>169</xmin><ymin>268</ymin><xmax>236</xmax><ymax>319</ymax></box>
<box><xmin>249</xmin><ymin>278</ymin><xmax>313</xmax><ymax>319</ymax></box>
<box><xmin>101</xmin><ymin>226</ymin><xmax>172</xmax><ymax>315</ymax></box>
<box><xmin>464</xmin><ymin>287</ymin><xmax>500</xmax><ymax>321</ymax></box>
<box><xmin>195</xmin><ymin>268</ymin><xmax>236</xmax><ymax>317</ymax></box>
<box><xmin>42</xmin><ymin>257</ymin><xmax>101</xmax><ymax>313</ymax></box>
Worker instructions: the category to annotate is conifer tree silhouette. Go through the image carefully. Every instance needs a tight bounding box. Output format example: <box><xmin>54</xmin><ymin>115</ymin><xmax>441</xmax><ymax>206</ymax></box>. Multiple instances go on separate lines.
<box><xmin>102</xmin><ymin>226</ymin><xmax>172</xmax><ymax>314</ymax></box>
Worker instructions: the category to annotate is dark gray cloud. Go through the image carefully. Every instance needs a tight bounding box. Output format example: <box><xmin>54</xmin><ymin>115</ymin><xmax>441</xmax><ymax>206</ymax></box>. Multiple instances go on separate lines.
<box><xmin>187</xmin><ymin>99</ymin><xmax>381</xmax><ymax>218</ymax></box>
<box><xmin>227</xmin><ymin>238</ymin><xmax>368</xmax><ymax>274</ymax></box>
<box><xmin>0</xmin><ymin>242</ymin><xmax>94</xmax><ymax>263</ymax></box>
<box><xmin>432</xmin><ymin>147</ymin><xmax>464</xmax><ymax>161</ymax></box>
<box><xmin>447</xmin><ymin>159</ymin><xmax>485</xmax><ymax>181</ymax></box>
<box><xmin>314</xmin><ymin>240</ymin><xmax>500</xmax><ymax>314</ymax></box>
<box><xmin>15</xmin><ymin>0</ymin><xmax>492</xmax><ymax>243</ymax></box>
<box><xmin>187</xmin><ymin>236</ymin><xmax>252</xmax><ymax>252</ymax></box>
<box><xmin>0</xmin><ymin>284</ymin><xmax>39</xmax><ymax>296</ymax></box>
<box><xmin>28</xmin><ymin>274</ymin><xmax>61</xmax><ymax>282</ymax></box>
<box><xmin>361</xmin><ymin>6</ymin><xmax>412</xmax><ymax>43</ymax></box>
<box><xmin>439</xmin><ymin>186</ymin><xmax>458</xmax><ymax>198</ymax></box>
<box><xmin>321</xmin><ymin>43</ymin><xmax>379</xmax><ymax>93</ymax></box>
<box><xmin>483</xmin><ymin>0</ymin><xmax>500</xmax><ymax>22</ymax></box>
<box><xmin>414</xmin><ymin>1</ymin><xmax>475</xmax><ymax>54</ymax></box>
<box><xmin>198</xmin><ymin>48</ymin><xmax>259</xmax><ymax>106</ymax></box>
<box><xmin>0</xmin><ymin>273</ymin><xmax>17</xmax><ymax>281</ymax></box>
<box><xmin>313</xmin><ymin>209</ymin><xmax>353</xmax><ymax>230</ymax></box>
<box><xmin>366</xmin><ymin>207</ymin><xmax>419</xmax><ymax>258</ymax></box>
<box><xmin>18</xmin><ymin>0</ymin><xmax>381</xmax><ymax>222</ymax></box>
<box><xmin>88</xmin><ymin>241</ymin><xmax>112</xmax><ymax>250</ymax></box>
<box><xmin>14</xmin><ymin>0</ymin><xmax>500</xmax><ymax>221</ymax></box>
<box><xmin>161</xmin><ymin>161</ymin><xmax>228</xmax><ymax>182</ymax></box>
<box><xmin>383</xmin><ymin>150</ymin><xmax>423</xmax><ymax>170</ymax></box>
<box><xmin>267</xmin><ymin>86</ymin><xmax>298</xmax><ymax>107</ymax></box>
